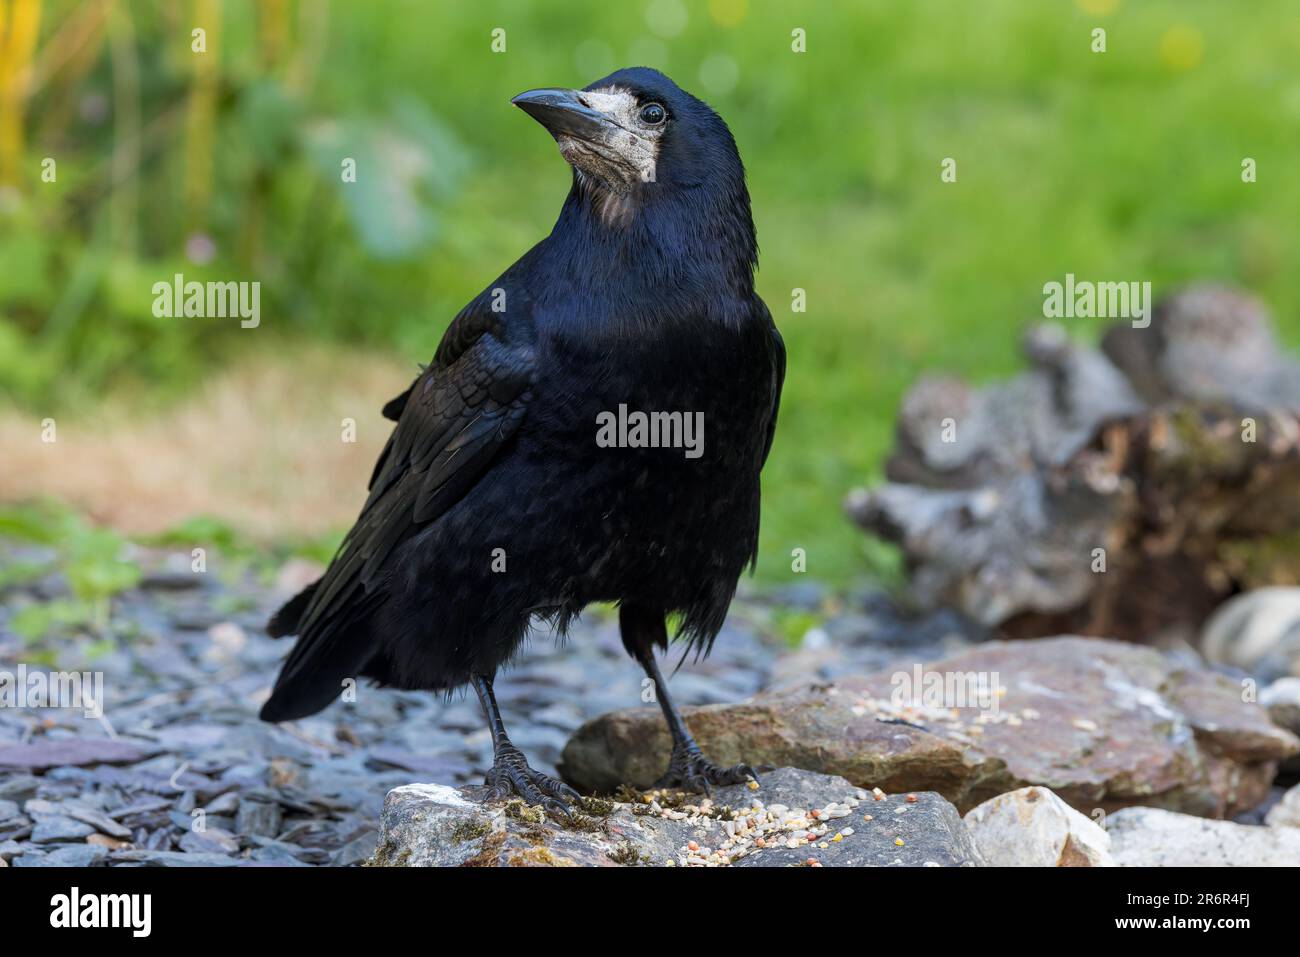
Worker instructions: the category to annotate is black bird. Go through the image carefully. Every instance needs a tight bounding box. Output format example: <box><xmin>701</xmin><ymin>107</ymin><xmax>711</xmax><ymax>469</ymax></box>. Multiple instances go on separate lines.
<box><xmin>261</xmin><ymin>67</ymin><xmax>785</xmax><ymax>812</ymax></box>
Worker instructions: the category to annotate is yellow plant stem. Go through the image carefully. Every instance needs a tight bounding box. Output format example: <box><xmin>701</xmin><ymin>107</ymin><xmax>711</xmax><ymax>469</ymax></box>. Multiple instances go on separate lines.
<box><xmin>0</xmin><ymin>0</ymin><xmax>43</xmax><ymax>189</ymax></box>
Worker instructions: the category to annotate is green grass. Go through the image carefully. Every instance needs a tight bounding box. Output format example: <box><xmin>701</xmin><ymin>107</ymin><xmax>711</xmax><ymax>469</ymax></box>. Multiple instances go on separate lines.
<box><xmin>0</xmin><ymin>502</ymin><xmax>140</xmax><ymax>649</ymax></box>
<box><xmin>4</xmin><ymin>1</ymin><xmax>1300</xmax><ymax>587</ymax></box>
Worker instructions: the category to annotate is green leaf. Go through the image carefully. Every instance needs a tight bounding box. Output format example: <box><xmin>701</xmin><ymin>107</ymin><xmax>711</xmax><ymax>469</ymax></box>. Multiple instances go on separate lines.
<box><xmin>0</xmin><ymin>560</ymin><xmax>51</xmax><ymax>588</ymax></box>
<box><xmin>10</xmin><ymin>599</ymin><xmax>93</xmax><ymax>644</ymax></box>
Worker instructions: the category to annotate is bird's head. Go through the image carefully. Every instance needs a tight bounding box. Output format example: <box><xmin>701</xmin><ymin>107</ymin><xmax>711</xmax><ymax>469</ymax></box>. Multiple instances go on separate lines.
<box><xmin>512</xmin><ymin>67</ymin><xmax>748</xmax><ymax>229</ymax></box>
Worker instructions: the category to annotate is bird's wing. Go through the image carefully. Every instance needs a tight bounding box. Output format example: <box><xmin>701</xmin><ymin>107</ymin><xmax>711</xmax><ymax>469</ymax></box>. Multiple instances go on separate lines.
<box><xmin>760</xmin><ymin>308</ymin><xmax>786</xmax><ymax>468</ymax></box>
<box><xmin>275</xmin><ymin>303</ymin><xmax>535</xmax><ymax>675</ymax></box>
<box><xmin>379</xmin><ymin>379</ymin><xmax>418</xmax><ymax>421</ymax></box>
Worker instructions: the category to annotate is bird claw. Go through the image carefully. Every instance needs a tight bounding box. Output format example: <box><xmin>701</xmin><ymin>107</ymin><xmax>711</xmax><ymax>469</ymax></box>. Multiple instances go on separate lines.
<box><xmin>654</xmin><ymin>745</ymin><xmax>758</xmax><ymax>796</ymax></box>
<box><xmin>483</xmin><ymin>743</ymin><xmax>580</xmax><ymax>817</ymax></box>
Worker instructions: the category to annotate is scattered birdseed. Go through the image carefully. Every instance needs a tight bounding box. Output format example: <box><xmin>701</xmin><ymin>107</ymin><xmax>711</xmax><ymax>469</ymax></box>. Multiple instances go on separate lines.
<box><xmin>629</xmin><ymin>788</ymin><xmax>873</xmax><ymax>867</ymax></box>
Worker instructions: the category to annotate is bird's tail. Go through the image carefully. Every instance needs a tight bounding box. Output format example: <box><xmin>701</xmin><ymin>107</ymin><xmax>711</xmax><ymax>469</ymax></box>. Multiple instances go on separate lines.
<box><xmin>260</xmin><ymin>581</ymin><xmax>382</xmax><ymax>723</ymax></box>
<box><xmin>266</xmin><ymin>581</ymin><xmax>319</xmax><ymax>638</ymax></box>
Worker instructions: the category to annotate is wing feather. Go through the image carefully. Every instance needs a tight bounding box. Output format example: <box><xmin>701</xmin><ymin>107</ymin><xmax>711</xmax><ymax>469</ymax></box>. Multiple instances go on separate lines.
<box><xmin>264</xmin><ymin>300</ymin><xmax>535</xmax><ymax>708</ymax></box>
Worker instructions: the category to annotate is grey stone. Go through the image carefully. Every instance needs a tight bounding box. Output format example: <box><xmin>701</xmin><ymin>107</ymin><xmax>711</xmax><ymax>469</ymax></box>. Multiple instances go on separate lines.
<box><xmin>110</xmin><ymin>797</ymin><xmax>173</xmax><ymax>823</ymax></box>
<box><xmin>1108</xmin><ymin>807</ymin><xmax>1300</xmax><ymax>866</ymax></box>
<box><xmin>964</xmin><ymin>786</ymin><xmax>1114</xmax><ymax>866</ymax></box>
<box><xmin>22</xmin><ymin>799</ymin><xmax>62</xmax><ymax>816</ymax></box>
<box><xmin>0</xmin><ymin>819</ymin><xmax>33</xmax><ymax>841</ymax></box>
<box><xmin>250</xmin><ymin>844</ymin><xmax>313</xmax><ymax>865</ymax></box>
<box><xmin>1203</xmin><ymin>589</ymin><xmax>1300</xmax><ymax>682</ymax></box>
<box><xmin>0</xmin><ymin>775</ymin><xmax>40</xmax><ymax>802</ymax></box>
<box><xmin>178</xmin><ymin>828</ymin><xmax>240</xmax><ymax>855</ymax></box>
<box><xmin>1264</xmin><ymin>784</ymin><xmax>1300</xmax><ymax>829</ymax></box>
<box><xmin>13</xmin><ymin>844</ymin><xmax>108</xmax><ymax>867</ymax></box>
<box><xmin>201</xmin><ymin>791</ymin><xmax>240</xmax><ymax>816</ymax></box>
<box><xmin>235</xmin><ymin>799</ymin><xmax>282</xmax><ymax>838</ymax></box>
<box><xmin>365</xmin><ymin>746</ymin><xmax>465</xmax><ymax>779</ymax></box>
<box><xmin>331</xmin><ymin>830</ymin><xmax>377</xmax><ymax>866</ymax></box>
<box><xmin>63</xmin><ymin>803</ymin><xmax>133</xmax><ymax>839</ymax></box>
<box><xmin>108</xmin><ymin>850</ymin><xmax>243</xmax><ymax>867</ymax></box>
<box><xmin>1261</xmin><ymin>677</ymin><xmax>1300</xmax><ymax>755</ymax></box>
<box><xmin>247</xmin><ymin>838</ymin><xmax>329</xmax><ymax>865</ymax></box>
<box><xmin>31</xmin><ymin>815</ymin><xmax>96</xmax><ymax>843</ymax></box>
<box><xmin>141</xmin><ymin>827</ymin><xmax>172</xmax><ymax>850</ymax></box>
<box><xmin>0</xmin><ymin>739</ymin><xmax>153</xmax><ymax>770</ymax></box>
<box><xmin>372</xmin><ymin>767</ymin><xmax>985</xmax><ymax>867</ymax></box>
<box><xmin>140</xmin><ymin>567</ymin><xmax>203</xmax><ymax>591</ymax></box>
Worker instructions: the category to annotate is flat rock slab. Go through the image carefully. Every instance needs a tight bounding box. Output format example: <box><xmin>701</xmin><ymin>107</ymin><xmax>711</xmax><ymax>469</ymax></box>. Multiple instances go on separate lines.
<box><xmin>1107</xmin><ymin>807</ymin><xmax>1300</xmax><ymax>866</ymax></box>
<box><xmin>560</xmin><ymin>637</ymin><xmax>1298</xmax><ymax>818</ymax></box>
<box><xmin>0</xmin><ymin>739</ymin><xmax>155</xmax><ymax>770</ymax></box>
<box><xmin>371</xmin><ymin>767</ymin><xmax>985</xmax><ymax>867</ymax></box>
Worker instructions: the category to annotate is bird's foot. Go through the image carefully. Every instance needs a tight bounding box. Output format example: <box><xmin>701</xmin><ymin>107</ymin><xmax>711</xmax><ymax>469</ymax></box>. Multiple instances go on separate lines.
<box><xmin>654</xmin><ymin>744</ymin><xmax>757</xmax><ymax>796</ymax></box>
<box><xmin>482</xmin><ymin>743</ymin><xmax>580</xmax><ymax>817</ymax></box>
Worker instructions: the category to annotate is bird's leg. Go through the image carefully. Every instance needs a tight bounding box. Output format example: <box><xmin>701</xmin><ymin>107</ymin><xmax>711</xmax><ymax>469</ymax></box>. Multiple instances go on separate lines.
<box><xmin>620</xmin><ymin>603</ymin><xmax>757</xmax><ymax>795</ymax></box>
<box><xmin>635</xmin><ymin>650</ymin><xmax>758</xmax><ymax>794</ymax></box>
<box><xmin>471</xmin><ymin>672</ymin><xmax>579</xmax><ymax>815</ymax></box>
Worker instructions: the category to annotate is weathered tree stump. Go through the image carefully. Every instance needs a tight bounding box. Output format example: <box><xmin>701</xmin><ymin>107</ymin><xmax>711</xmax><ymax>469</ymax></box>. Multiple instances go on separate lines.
<box><xmin>847</xmin><ymin>286</ymin><xmax>1300</xmax><ymax>641</ymax></box>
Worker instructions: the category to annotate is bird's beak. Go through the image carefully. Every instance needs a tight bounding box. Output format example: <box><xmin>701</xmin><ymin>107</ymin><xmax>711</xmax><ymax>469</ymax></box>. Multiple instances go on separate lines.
<box><xmin>510</xmin><ymin>88</ymin><xmax>614</xmax><ymax>143</ymax></box>
<box><xmin>512</xmin><ymin>86</ymin><xmax>657</xmax><ymax>194</ymax></box>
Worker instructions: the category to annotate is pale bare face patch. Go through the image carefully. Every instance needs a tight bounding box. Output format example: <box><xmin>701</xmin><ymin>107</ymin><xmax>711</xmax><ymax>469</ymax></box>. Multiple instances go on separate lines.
<box><xmin>560</xmin><ymin>86</ymin><xmax>665</xmax><ymax>204</ymax></box>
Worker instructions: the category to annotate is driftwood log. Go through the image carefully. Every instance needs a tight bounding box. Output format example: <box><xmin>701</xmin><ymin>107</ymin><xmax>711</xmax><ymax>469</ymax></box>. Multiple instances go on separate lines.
<box><xmin>847</xmin><ymin>286</ymin><xmax>1300</xmax><ymax>641</ymax></box>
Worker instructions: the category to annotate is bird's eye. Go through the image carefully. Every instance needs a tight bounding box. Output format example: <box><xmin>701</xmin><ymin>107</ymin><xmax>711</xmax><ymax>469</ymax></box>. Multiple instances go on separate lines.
<box><xmin>639</xmin><ymin>102</ymin><xmax>666</xmax><ymax>125</ymax></box>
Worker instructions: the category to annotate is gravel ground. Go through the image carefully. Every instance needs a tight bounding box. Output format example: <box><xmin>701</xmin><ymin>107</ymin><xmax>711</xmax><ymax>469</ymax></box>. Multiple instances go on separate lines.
<box><xmin>0</xmin><ymin>546</ymin><xmax>981</xmax><ymax>866</ymax></box>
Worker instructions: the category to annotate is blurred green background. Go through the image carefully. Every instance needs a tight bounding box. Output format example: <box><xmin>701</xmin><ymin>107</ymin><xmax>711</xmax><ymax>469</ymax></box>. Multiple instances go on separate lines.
<box><xmin>2</xmin><ymin>0</ymin><xmax>1298</xmax><ymax>588</ymax></box>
